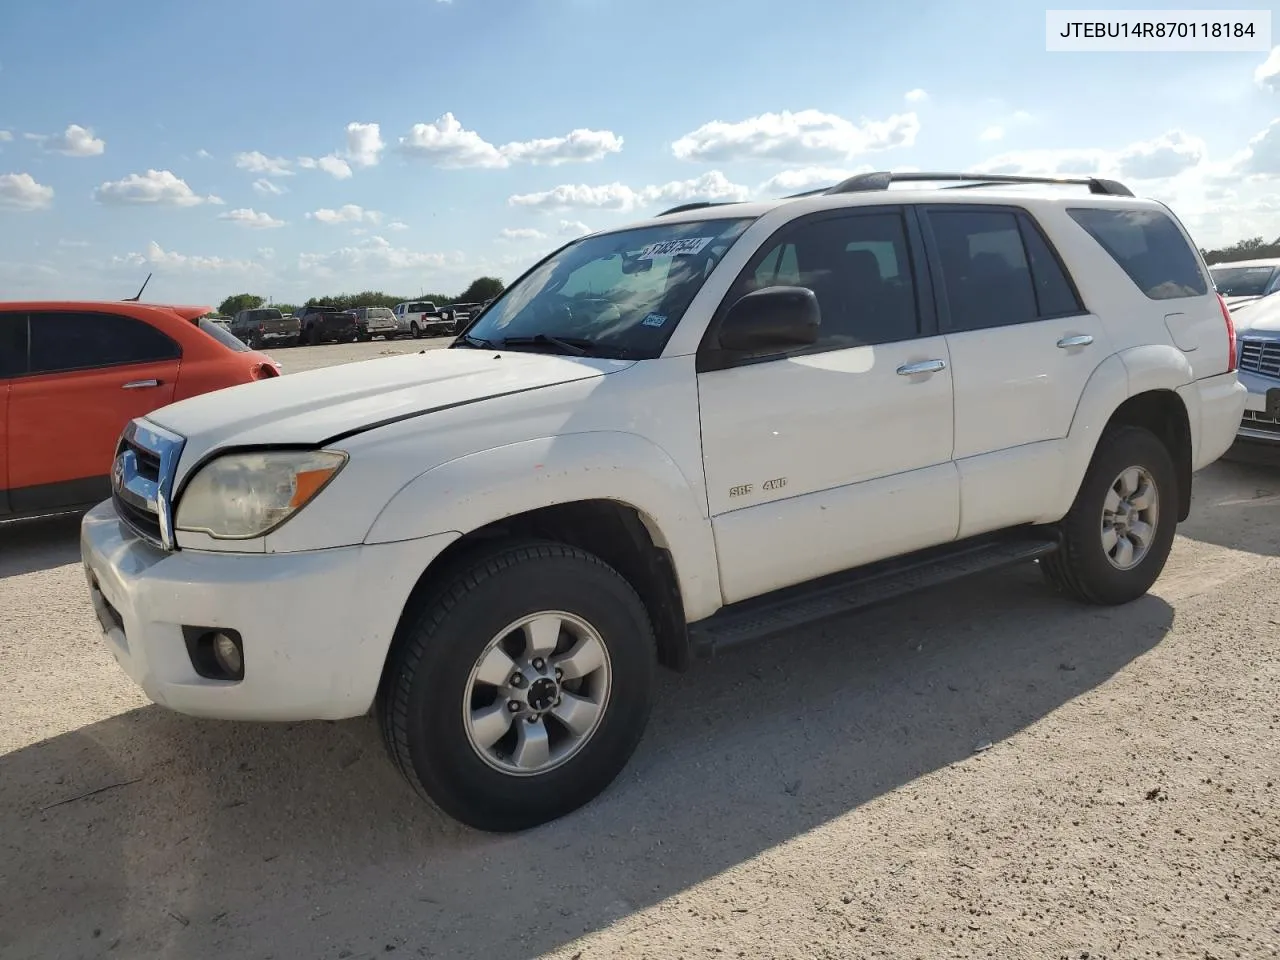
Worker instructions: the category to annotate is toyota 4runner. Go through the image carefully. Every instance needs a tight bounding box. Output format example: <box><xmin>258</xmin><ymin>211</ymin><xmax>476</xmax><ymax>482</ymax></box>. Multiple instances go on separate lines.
<box><xmin>82</xmin><ymin>171</ymin><xmax>1245</xmax><ymax>832</ymax></box>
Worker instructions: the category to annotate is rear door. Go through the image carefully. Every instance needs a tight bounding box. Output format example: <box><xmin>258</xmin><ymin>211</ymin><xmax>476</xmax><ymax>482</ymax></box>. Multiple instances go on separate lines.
<box><xmin>917</xmin><ymin>204</ymin><xmax>1109</xmax><ymax>537</ymax></box>
<box><xmin>0</xmin><ymin>311</ymin><xmax>25</xmax><ymax>515</ymax></box>
<box><xmin>7</xmin><ymin>310</ymin><xmax>180</xmax><ymax>512</ymax></box>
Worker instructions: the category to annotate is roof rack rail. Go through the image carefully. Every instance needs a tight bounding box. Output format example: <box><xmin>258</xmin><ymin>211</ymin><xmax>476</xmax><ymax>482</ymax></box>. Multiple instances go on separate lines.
<box><xmin>655</xmin><ymin>200</ymin><xmax>737</xmax><ymax>217</ymax></box>
<box><xmin>824</xmin><ymin>171</ymin><xmax>1134</xmax><ymax>198</ymax></box>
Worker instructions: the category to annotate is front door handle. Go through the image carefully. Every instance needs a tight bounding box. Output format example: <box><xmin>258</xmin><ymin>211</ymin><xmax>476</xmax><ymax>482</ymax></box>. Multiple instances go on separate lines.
<box><xmin>1056</xmin><ymin>335</ymin><xmax>1094</xmax><ymax>349</ymax></box>
<box><xmin>122</xmin><ymin>379</ymin><xmax>161</xmax><ymax>389</ymax></box>
<box><xmin>896</xmin><ymin>359</ymin><xmax>947</xmax><ymax>376</ymax></box>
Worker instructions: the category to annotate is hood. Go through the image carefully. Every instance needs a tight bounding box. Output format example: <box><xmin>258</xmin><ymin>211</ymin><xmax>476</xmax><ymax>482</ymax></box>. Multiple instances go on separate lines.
<box><xmin>1225</xmin><ymin>295</ymin><xmax>1262</xmax><ymax>311</ymax></box>
<box><xmin>1232</xmin><ymin>295</ymin><xmax>1280</xmax><ymax>337</ymax></box>
<box><xmin>147</xmin><ymin>347</ymin><xmax>631</xmax><ymax>461</ymax></box>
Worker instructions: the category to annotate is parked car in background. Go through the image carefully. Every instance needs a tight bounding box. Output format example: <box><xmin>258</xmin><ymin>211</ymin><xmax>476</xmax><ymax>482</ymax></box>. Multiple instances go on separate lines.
<box><xmin>393</xmin><ymin>300</ymin><xmax>452</xmax><ymax>338</ymax></box>
<box><xmin>352</xmin><ymin>306</ymin><xmax>400</xmax><ymax>340</ymax></box>
<box><xmin>1223</xmin><ymin>292</ymin><xmax>1280</xmax><ymax>458</ymax></box>
<box><xmin>441</xmin><ymin>302</ymin><xmax>479</xmax><ymax>332</ymax></box>
<box><xmin>0</xmin><ymin>300</ymin><xmax>280</xmax><ymax>520</ymax></box>
<box><xmin>230</xmin><ymin>307</ymin><xmax>300</xmax><ymax>348</ymax></box>
<box><xmin>1209</xmin><ymin>258</ymin><xmax>1280</xmax><ymax>312</ymax></box>
<box><xmin>296</xmin><ymin>304</ymin><xmax>359</xmax><ymax>345</ymax></box>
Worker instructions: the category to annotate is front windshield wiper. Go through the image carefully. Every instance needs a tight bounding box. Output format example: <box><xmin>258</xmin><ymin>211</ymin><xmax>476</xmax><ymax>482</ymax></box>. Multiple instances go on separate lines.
<box><xmin>453</xmin><ymin>333</ymin><xmax>498</xmax><ymax>349</ymax></box>
<box><xmin>495</xmin><ymin>334</ymin><xmax>593</xmax><ymax>356</ymax></box>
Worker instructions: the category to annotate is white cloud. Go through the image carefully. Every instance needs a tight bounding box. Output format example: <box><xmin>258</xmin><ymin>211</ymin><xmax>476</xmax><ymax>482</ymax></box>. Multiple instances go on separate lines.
<box><xmin>58</xmin><ymin>238</ymin><xmax>90</xmax><ymax>248</ymax></box>
<box><xmin>196</xmin><ymin>148</ymin><xmax>212</xmax><ymax>159</ymax></box>
<box><xmin>558</xmin><ymin>219</ymin><xmax>592</xmax><ymax>236</ymax></box>
<box><xmin>502</xmin><ymin>128</ymin><xmax>624</xmax><ymax>166</ymax></box>
<box><xmin>218</xmin><ymin>207</ymin><xmax>286</xmax><ymax>228</ymax></box>
<box><xmin>253</xmin><ymin>178</ymin><xmax>286</xmax><ymax>196</ymax></box>
<box><xmin>0</xmin><ymin>130</ymin><xmax>13</xmax><ymax>142</ymax></box>
<box><xmin>30</xmin><ymin>123</ymin><xmax>105</xmax><ymax>157</ymax></box>
<box><xmin>306</xmin><ymin>203</ymin><xmax>382</xmax><ymax>224</ymax></box>
<box><xmin>509</xmin><ymin>170</ymin><xmax>750</xmax><ymax>212</ymax></box>
<box><xmin>114</xmin><ymin>240</ymin><xmax>259</xmax><ymax>273</ymax></box>
<box><xmin>672</xmin><ymin>109</ymin><xmax>920</xmax><ymax>163</ymax></box>
<box><xmin>1255</xmin><ymin>46</ymin><xmax>1280</xmax><ymax>91</ymax></box>
<box><xmin>398</xmin><ymin>113</ymin><xmax>508</xmax><ymax>168</ymax></box>
<box><xmin>499</xmin><ymin>227</ymin><xmax>547</xmax><ymax>241</ymax></box>
<box><xmin>979</xmin><ymin>125</ymin><xmax>1005</xmax><ymax>142</ymax></box>
<box><xmin>397</xmin><ymin>113</ymin><xmax>624</xmax><ymax>168</ymax></box>
<box><xmin>971</xmin><ymin>130</ymin><xmax>1205</xmax><ymax>182</ymax></box>
<box><xmin>343</xmin><ymin>121</ymin><xmax>385</xmax><ymax>168</ymax></box>
<box><xmin>386</xmin><ymin>220</ymin><xmax>409</xmax><ymax>231</ymax></box>
<box><xmin>93</xmin><ymin>169</ymin><xmax>220</xmax><ymax>206</ymax></box>
<box><xmin>235</xmin><ymin>151</ymin><xmax>293</xmax><ymax>176</ymax></box>
<box><xmin>757</xmin><ymin>166</ymin><xmax>873</xmax><ymax>195</ymax></box>
<box><xmin>297</xmin><ymin>235</ymin><xmax>448</xmax><ymax>275</ymax></box>
<box><xmin>904</xmin><ymin>89</ymin><xmax>929</xmax><ymax>103</ymax></box>
<box><xmin>297</xmin><ymin>154</ymin><xmax>353</xmax><ymax>179</ymax></box>
<box><xmin>0</xmin><ymin>172</ymin><xmax>54</xmax><ymax>210</ymax></box>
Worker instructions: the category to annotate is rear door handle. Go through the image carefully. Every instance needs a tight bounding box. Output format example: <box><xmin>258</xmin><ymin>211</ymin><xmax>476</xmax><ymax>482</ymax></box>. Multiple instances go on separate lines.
<box><xmin>122</xmin><ymin>379</ymin><xmax>161</xmax><ymax>389</ymax></box>
<box><xmin>896</xmin><ymin>359</ymin><xmax>947</xmax><ymax>376</ymax></box>
<box><xmin>1056</xmin><ymin>335</ymin><xmax>1094</xmax><ymax>349</ymax></box>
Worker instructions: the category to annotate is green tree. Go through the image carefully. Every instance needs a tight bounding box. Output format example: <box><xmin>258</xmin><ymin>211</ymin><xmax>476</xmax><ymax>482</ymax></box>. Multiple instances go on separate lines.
<box><xmin>218</xmin><ymin>293</ymin><xmax>265</xmax><ymax>316</ymax></box>
<box><xmin>457</xmin><ymin>276</ymin><xmax>505</xmax><ymax>303</ymax></box>
<box><xmin>1201</xmin><ymin>236</ymin><xmax>1280</xmax><ymax>265</ymax></box>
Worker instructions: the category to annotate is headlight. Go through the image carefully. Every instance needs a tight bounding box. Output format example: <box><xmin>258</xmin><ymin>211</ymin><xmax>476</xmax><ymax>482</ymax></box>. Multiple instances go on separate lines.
<box><xmin>175</xmin><ymin>449</ymin><xmax>348</xmax><ymax>540</ymax></box>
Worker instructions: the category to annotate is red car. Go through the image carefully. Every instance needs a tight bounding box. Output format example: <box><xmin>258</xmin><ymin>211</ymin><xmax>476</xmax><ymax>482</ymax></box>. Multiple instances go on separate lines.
<box><xmin>0</xmin><ymin>301</ymin><xmax>281</xmax><ymax>520</ymax></box>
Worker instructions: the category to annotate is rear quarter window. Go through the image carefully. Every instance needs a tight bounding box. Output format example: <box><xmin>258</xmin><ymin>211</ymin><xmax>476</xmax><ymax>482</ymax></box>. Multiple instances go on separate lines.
<box><xmin>1067</xmin><ymin>207</ymin><xmax>1208</xmax><ymax>301</ymax></box>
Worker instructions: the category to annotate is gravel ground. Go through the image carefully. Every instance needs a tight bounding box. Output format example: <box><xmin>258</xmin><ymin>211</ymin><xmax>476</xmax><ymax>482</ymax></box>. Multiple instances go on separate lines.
<box><xmin>1</xmin><ymin>341</ymin><xmax>1278</xmax><ymax>960</ymax></box>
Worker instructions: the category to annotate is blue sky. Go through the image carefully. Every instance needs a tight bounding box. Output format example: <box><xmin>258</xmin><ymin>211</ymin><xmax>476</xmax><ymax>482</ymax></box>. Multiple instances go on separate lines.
<box><xmin>2</xmin><ymin>0</ymin><xmax>1279</xmax><ymax>307</ymax></box>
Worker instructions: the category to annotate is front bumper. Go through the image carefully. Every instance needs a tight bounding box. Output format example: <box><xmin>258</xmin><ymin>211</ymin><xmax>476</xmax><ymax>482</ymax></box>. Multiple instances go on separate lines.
<box><xmin>80</xmin><ymin>500</ymin><xmax>458</xmax><ymax>721</ymax></box>
<box><xmin>1235</xmin><ymin>368</ymin><xmax>1280</xmax><ymax>445</ymax></box>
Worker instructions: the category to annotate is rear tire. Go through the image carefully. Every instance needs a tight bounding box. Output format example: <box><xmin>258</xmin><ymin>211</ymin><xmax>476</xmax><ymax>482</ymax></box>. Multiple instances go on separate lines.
<box><xmin>411</xmin><ymin>321</ymin><xmax>421</xmax><ymax>339</ymax></box>
<box><xmin>1041</xmin><ymin>425</ymin><xmax>1178</xmax><ymax>605</ymax></box>
<box><xmin>378</xmin><ymin>541</ymin><xmax>656</xmax><ymax>832</ymax></box>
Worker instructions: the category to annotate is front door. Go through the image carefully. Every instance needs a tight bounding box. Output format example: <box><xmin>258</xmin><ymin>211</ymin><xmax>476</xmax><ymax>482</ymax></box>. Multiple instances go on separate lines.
<box><xmin>7</xmin><ymin>310</ymin><xmax>180</xmax><ymax>513</ymax></box>
<box><xmin>696</xmin><ymin>207</ymin><xmax>960</xmax><ymax>604</ymax></box>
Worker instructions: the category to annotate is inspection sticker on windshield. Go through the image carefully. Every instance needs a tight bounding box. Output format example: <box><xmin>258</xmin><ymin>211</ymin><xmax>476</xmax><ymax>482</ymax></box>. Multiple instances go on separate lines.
<box><xmin>641</xmin><ymin>313</ymin><xmax>668</xmax><ymax>328</ymax></box>
<box><xmin>634</xmin><ymin>237</ymin><xmax>713</xmax><ymax>260</ymax></box>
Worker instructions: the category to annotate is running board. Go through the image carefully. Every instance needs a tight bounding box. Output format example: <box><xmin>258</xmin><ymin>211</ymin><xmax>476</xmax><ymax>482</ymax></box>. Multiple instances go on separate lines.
<box><xmin>688</xmin><ymin>530</ymin><xmax>1061</xmax><ymax>657</ymax></box>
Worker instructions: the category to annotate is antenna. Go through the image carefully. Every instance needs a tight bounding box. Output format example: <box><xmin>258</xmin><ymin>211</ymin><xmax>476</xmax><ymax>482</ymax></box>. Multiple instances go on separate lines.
<box><xmin>123</xmin><ymin>273</ymin><xmax>152</xmax><ymax>302</ymax></box>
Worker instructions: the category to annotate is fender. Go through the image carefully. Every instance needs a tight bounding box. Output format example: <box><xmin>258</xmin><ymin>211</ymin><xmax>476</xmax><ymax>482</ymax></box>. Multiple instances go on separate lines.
<box><xmin>362</xmin><ymin>431</ymin><xmax>725</xmax><ymax>621</ymax></box>
<box><xmin>1045</xmin><ymin>346</ymin><xmax>1193</xmax><ymax>520</ymax></box>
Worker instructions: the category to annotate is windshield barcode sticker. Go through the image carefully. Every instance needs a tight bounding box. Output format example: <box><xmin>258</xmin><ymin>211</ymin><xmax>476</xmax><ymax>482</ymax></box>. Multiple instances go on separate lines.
<box><xmin>634</xmin><ymin>237</ymin><xmax>714</xmax><ymax>260</ymax></box>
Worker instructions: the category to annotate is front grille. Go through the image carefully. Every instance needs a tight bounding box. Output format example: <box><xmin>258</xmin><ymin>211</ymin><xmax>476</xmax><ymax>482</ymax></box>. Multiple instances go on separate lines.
<box><xmin>109</xmin><ymin>419</ymin><xmax>185</xmax><ymax>549</ymax></box>
<box><xmin>1241</xmin><ymin>410</ymin><xmax>1280</xmax><ymax>434</ymax></box>
<box><xmin>1238</xmin><ymin>338</ymin><xmax>1280</xmax><ymax>378</ymax></box>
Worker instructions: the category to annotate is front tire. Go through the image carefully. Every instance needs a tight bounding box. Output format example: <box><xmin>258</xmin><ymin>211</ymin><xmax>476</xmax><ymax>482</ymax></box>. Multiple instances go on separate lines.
<box><xmin>1041</xmin><ymin>425</ymin><xmax>1178</xmax><ymax>605</ymax></box>
<box><xmin>378</xmin><ymin>541</ymin><xmax>656</xmax><ymax>832</ymax></box>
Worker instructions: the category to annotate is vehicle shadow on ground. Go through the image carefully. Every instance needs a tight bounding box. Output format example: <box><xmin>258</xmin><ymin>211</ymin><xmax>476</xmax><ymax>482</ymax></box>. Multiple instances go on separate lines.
<box><xmin>0</xmin><ymin>512</ymin><xmax>84</xmax><ymax>577</ymax></box>
<box><xmin>0</xmin><ymin>566</ymin><xmax>1174</xmax><ymax>960</ymax></box>
<box><xmin>1178</xmin><ymin>458</ymin><xmax>1280</xmax><ymax>556</ymax></box>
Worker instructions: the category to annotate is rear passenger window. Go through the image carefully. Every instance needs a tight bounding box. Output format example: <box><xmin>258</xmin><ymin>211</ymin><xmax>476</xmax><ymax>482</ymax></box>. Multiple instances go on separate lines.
<box><xmin>0</xmin><ymin>313</ymin><xmax>27</xmax><ymax>378</ymax></box>
<box><xmin>927</xmin><ymin>209</ymin><xmax>1040</xmax><ymax>332</ymax></box>
<box><xmin>1067</xmin><ymin>207</ymin><xmax>1208</xmax><ymax>300</ymax></box>
<box><xmin>1017</xmin><ymin>214</ymin><xmax>1085</xmax><ymax>317</ymax></box>
<box><xmin>28</xmin><ymin>311</ymin><xmax>181</xmax><ymax>375</ymax></box>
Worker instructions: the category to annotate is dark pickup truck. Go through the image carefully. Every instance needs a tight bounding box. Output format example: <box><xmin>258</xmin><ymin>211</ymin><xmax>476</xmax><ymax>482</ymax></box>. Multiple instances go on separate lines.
<box><xmin>230</xmin><ymin>307</ymin><xmax>301</xmax><ymax>348</ymax></box>
<box><xmin>297</xmin><ymin>305</ymin><xmax>359</xmax><ymax>345</ymax></box>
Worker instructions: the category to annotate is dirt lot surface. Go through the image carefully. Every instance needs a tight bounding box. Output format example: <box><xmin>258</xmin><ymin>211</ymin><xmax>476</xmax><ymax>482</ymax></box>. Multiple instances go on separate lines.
<box><xmin>2</xmin><ymin>340</ymin><xmax>1278</xmax><ymax>960</ymax></box>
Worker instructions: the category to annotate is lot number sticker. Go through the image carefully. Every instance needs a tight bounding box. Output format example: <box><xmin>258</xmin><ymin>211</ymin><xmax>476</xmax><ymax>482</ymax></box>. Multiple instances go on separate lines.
<box><xmin>634</xmin><ymin>237</ymin><xmax>714</xmax><ymax>260</ymax></box>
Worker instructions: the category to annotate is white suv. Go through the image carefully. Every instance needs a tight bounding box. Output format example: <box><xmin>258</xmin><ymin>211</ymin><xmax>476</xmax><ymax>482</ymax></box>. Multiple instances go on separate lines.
<box><xmin>82</xmin><ymin>171</ymin><xmax>1245</xmax><ymax>832</ymax></box>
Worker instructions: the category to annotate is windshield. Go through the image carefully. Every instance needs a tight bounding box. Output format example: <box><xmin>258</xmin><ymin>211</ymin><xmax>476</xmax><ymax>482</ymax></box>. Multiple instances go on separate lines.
<box><xmin>198</xmin><ymin>317</ymin><xmax>250</xmax><ymax>352</ymax></box>
<box><xmin>368</xmin><ymin>307</ymin><xmax>394</xmax><ymax>318</ymax></box>
<box><xmin>1211</xmin><ymin>264</ymin><xmax>1279</xmax><ymax>297</ymax></box>
<box><xmin>461</xmin><ymin>216</ymin><xmax>756</xmax><ymax>359</ymax></box>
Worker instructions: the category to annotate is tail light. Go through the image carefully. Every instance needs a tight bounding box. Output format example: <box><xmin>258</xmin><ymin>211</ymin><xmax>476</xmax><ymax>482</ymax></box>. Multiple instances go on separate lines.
<box><xmin>1218</xmin><ymin>293</ymin><xmax>1238</xmax><ymax>374</ymax></box>
<box><xmin>250</xmin><ymin>361</ymin><xmax>280</xmax><ymax>381</ymax></box>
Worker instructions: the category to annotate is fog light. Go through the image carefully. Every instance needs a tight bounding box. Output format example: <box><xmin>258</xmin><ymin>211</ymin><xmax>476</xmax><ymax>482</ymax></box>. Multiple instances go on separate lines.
<box><xmin>212</xmin><ymin>632</ymin><xmax>243</xmax><ymax>677</ymax></box>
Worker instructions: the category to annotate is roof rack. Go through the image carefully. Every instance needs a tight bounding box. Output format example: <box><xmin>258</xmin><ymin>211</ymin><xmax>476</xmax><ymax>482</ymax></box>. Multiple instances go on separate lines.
<box><xmin>822</xmin><ymin>171</ymin><xmax>1134</xmax><ymax>197</ymax></box>
<box><xmin>655</xmin><ymin>200</ymin><xmax>738</xmax><ymax>217</ymax></box>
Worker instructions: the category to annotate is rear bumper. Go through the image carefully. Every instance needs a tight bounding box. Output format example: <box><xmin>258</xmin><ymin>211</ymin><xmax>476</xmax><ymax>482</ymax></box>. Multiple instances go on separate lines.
<box><xmin>1177</xmin><ymin>371</ymin><xmax>1248</xmax><ymax>470</ymax></box>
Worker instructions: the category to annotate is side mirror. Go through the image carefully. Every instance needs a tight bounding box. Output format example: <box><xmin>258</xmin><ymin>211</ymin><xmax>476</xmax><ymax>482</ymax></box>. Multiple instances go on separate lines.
<box><xmin>718</xmin><ymin>285</ymin><xmax>820</xmax><ymax>353</ymax></box>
